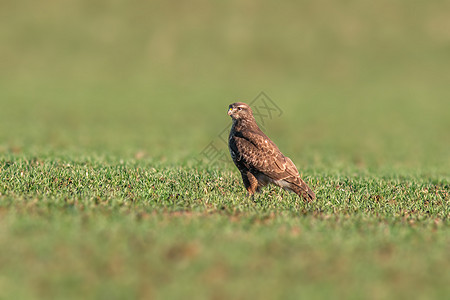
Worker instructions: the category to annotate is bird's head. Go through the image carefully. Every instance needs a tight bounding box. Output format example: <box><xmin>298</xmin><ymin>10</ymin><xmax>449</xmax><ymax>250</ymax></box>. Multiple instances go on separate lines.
<box><xmin>227</xmin><ymin>102</ymin><xmax>253</xmax><ymax>121</ymax></box>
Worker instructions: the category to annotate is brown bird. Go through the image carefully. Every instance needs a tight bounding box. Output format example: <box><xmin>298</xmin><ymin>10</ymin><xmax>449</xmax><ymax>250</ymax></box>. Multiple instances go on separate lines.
<box><xmin>228</xmin><ymin>102</ymin><xmax>315</xmax><ymax>201</ymax></box>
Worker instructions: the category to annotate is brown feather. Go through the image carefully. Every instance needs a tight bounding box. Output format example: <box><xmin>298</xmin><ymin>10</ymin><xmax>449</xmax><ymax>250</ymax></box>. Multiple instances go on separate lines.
<box><xmin>228</xmin><ymin>102</ymin><xmax>315</xmax><ymax>202</ymax></box>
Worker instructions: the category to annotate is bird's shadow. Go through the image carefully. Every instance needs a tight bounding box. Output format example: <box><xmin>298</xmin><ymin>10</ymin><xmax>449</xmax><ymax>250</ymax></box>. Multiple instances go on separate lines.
<box><xmin>246</xmin><ymin>187</ymin><xmax>307</xmax><ymax>211</ymax></box>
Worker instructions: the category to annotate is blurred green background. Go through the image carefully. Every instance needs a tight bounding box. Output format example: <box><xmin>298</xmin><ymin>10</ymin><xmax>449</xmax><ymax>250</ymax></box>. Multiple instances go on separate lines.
<box><xmin>1</xmin><ymin>0</ymin><xmax>449</xmax><ymax>169</ymax></box>
<box><xmin>1</xmin><ymin>2</ymin><xmax>449</xmax><ymax>299</ymax></box>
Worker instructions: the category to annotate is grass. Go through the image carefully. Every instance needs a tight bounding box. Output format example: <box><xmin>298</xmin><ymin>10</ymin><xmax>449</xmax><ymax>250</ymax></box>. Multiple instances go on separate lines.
<box><xmin>1</xmin><ymin>154</ymin><xmax>448</xmax><ymax>299</ymax></box>
<box><xmin>1</xmin><ymin>0</ymin><xmax>450</xmax><ymax>299</ymax></box>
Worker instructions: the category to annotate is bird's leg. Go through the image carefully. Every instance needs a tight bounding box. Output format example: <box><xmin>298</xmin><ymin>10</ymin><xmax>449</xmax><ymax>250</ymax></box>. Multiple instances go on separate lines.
<box><xmin>245</xmin><ymin>171</ymin><xmax>259</xmax><ymax>196</ymax></box>
<box><xmin>240</xmin><ymin>172</ymin><xmax>251</xmax><ymax>195</ymax></box>
<box><xmin>240</xmin><ymin>171</ymin><xmax>259</xmax><ymax>197</ymax></box>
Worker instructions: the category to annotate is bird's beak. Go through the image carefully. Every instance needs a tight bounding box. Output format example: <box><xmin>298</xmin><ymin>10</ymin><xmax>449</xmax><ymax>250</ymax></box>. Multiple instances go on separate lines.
<box><xmin>227</xmin><ymin>107</ymin><xmax>233</xmax><ymax>116</ymax></box>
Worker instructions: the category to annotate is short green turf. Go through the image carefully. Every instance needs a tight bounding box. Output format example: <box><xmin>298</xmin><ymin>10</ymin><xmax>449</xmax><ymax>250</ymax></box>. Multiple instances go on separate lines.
<box><xmin>1</xmin><ymin>1</ymin><xmax>449</xmax><ymax>299</ymax></box>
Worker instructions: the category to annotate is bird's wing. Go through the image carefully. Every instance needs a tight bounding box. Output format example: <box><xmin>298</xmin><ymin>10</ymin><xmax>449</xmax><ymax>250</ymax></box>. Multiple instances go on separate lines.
<box><xmin>232</xmin><ymin>129</ymin><xmax>300</xmax><ymax>181</ymax></box>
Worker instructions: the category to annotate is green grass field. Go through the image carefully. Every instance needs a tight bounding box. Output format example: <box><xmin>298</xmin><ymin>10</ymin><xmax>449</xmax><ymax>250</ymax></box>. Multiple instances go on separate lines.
<box><xmin>1</xmin><ymin>1</ymin><xmax>449</xmax><ymax>299</ymax></box>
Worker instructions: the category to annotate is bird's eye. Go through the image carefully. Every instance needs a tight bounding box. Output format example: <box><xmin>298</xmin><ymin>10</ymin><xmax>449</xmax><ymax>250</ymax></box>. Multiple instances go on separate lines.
<box><xmin>238</xmin><ymin>107</ymin><xmax>242</xmax><ymax>111</ymax></box>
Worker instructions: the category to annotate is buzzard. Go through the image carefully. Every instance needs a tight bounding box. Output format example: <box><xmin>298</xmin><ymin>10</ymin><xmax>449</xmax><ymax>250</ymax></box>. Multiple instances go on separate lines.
<box><xmin>228</xmin><ymin>102</ymin><xmax>315</xmax><ymax>201</ymax></box>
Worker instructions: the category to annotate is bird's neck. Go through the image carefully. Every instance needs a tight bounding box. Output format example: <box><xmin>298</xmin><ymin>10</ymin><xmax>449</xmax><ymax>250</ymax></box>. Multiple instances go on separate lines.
<box><xmin>232</xmin><ymin>117</ymin><xmax>259</xmax><ymax>132</ymax></box>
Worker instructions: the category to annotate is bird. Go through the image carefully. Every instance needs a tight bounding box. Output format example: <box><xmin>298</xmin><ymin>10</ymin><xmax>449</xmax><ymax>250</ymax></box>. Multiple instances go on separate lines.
<box><xmin>227</xmin><ymin>102</ymin><xmax>315</xmax><ymax>202</ymax></box>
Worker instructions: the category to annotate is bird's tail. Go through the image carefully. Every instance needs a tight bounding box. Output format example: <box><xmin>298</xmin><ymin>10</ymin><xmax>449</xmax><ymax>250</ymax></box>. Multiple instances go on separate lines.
<box><xmin>290</xmin><ymin>178</ymin><xmax>315</xmax><ymax>202</ymax></box>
